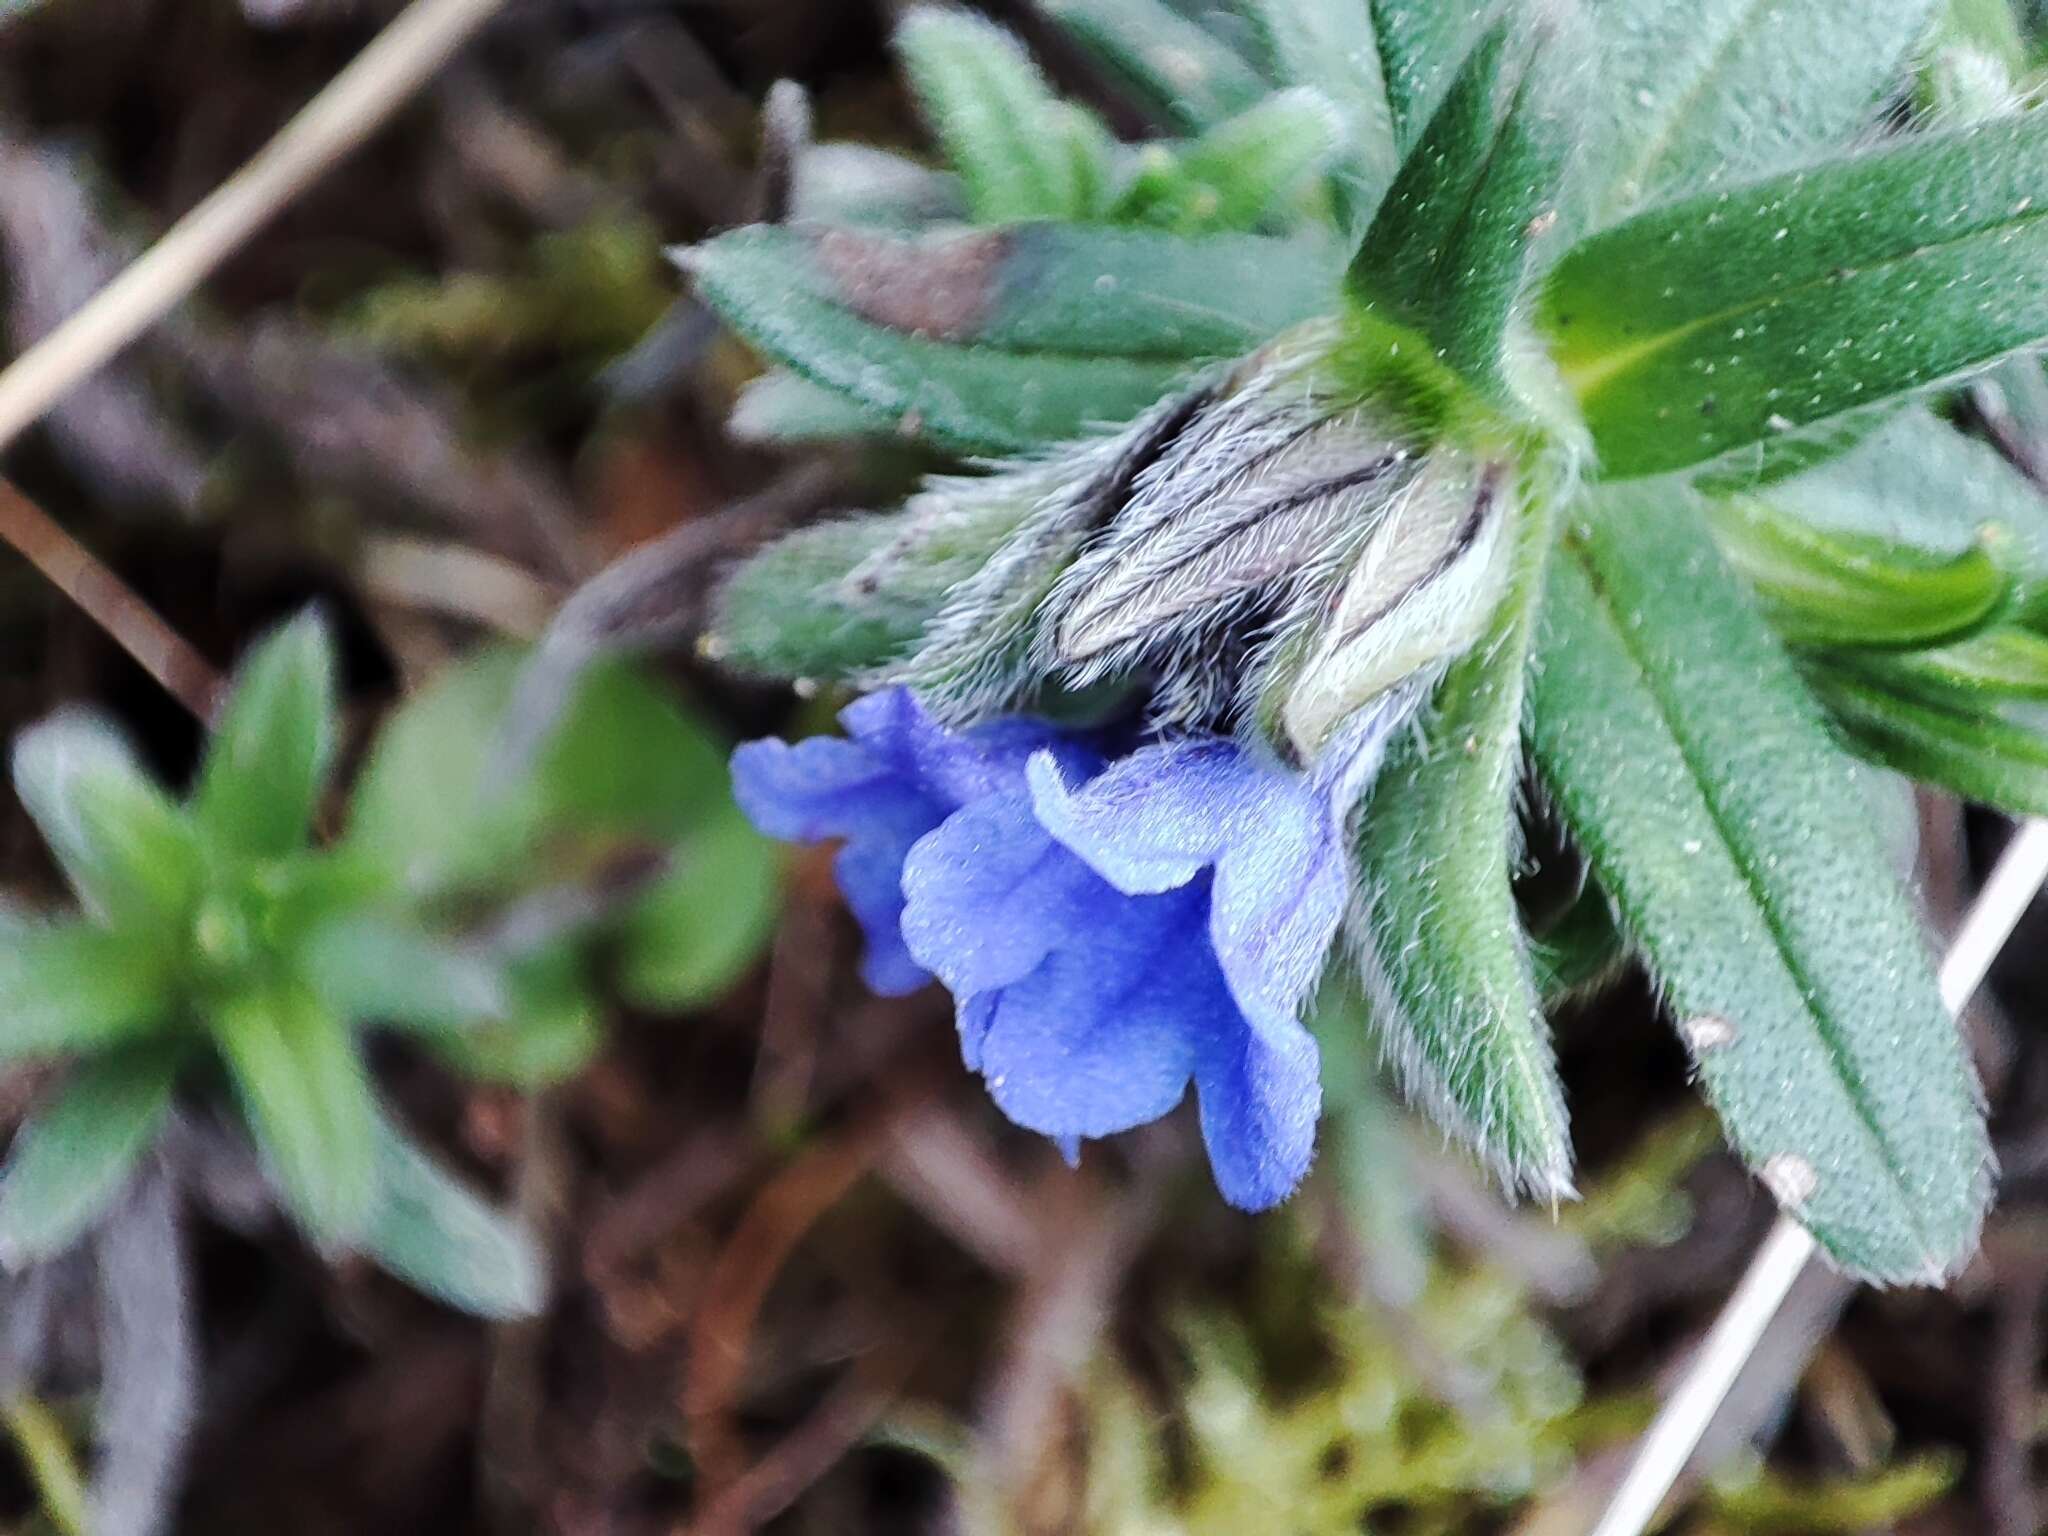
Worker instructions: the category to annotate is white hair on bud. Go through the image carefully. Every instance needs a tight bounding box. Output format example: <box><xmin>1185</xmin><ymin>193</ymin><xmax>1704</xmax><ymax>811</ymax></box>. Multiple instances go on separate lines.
<box><xmin>895</xmin><ymin>383</ymin><xmax>1215</xmax><ymax>723</ymax></box>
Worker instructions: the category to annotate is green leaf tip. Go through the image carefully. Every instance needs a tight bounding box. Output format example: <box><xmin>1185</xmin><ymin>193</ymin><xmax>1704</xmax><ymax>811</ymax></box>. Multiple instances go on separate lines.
<box><xmin>197</xmin><ymin>606</ymin><xmax>340</xmax><ymax>860</ymax></box>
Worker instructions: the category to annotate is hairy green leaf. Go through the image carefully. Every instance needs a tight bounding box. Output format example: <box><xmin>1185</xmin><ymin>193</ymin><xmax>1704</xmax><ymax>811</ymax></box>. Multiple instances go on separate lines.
<box><xmin>1035</xmin><ymin>0</ymin><xmax>1269</xmax><ymax>131</ymax></box>
<box><xmin>1544</xmin><ymin>114</ymin><xmax>2048</xmax><ymax>477</ymax></box>
<box><xmin>1575</xmin><ymin>0</ymin><xmax>1939</xmax><ymax>223</ymax></box>
<box><xmin>12</xmin><ymin>711</ymin><xmax>200</xmax><ymax>929</ymax></box>
<box><xmin>1529</xmin><ymin>492</ymin><xmax>1989</xmax><ymax>1281</ymax></box>
<box><xmin>213</xmin><ymin>982</ymin><xmax>379</xmax><ymax>1249</ymax></box>
<box><xmin>1348</xmin><ymin>18</ymin><xmax>1571</xmax><ymax>398</ymax></box>
<box><xmin>0</xmin><ymin>1043</ymin><xmax>182</xmax><ymax>1268</ymax></box>
<box><xmin>194</xmin><ymin>608</ymin><xmax>338</xmax><ymax>859</ymax></box>
<box><xmin>364</xmin><ymin>1114</ymin><xmax>543</xmax><ymax>1318</ymax></box>
<box><xmin>0</xmin><ymin>922</ymin><xmax>174</xmax><ymax>1063</ymax></box>
<box><xmin>685</xmin><ymin>222</ymin><xmax>1341</xmax><ymax>454</ymax></box>
<box><xmin>710</xmin><ymin>509</ymin><xmax>995</xmax><ymax>682</ymax></box>
<box><xmin>1352</xmin><ymin>491</ymin><xmax>1572</xmax><ymax>1200</ymax></box>
<box><xmin>896</xmin><ymin>7</ymin><xmax>1110</xmax><ymax>222</ymax></box>
<box><xmin>1368</xmin><ymin>0</ymin><xmax>1483</xmax><ymax>153</ymax></box>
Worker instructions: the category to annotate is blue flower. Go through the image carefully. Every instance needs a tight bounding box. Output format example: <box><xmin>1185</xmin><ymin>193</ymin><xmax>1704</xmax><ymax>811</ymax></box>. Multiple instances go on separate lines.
<box><xmin>730</xmin><ymin>688</ymin><xmax>1350</xmax><ymax>1210</ymax></box>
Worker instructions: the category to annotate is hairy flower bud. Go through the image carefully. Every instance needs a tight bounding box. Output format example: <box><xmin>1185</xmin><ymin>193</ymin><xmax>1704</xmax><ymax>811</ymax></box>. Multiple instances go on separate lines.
<box><xmin>1266</xmin><ymin>451</ymin><xmax>1515</xmax><ymax>760</ymax></box>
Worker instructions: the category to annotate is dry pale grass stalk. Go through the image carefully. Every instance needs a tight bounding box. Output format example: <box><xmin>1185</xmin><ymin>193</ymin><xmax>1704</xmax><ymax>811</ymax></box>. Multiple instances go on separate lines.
<box><xmin>0</xmin><ymin>0</ymin><xmax>508</xmax><ymax>454</ymax></box>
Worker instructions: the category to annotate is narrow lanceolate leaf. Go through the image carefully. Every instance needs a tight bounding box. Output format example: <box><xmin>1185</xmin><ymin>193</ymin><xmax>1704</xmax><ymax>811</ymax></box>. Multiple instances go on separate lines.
<box><xmin>1810</xmin><ymin>660</ymin><xmax>2048</xmax><ymax>817</ymax></box>
<box><xmin>1238</xmin><ymin>0</ymin><xmax>1399</xmax><ymax>220</ymax></box>
<box><xmin>1529</xmin><ymin>492</ymin><xmax>1989</xmax><ymax>1282</ymax></box>
<box><xmin>364</xmin><ymin>1115</ymin><xmax>543</xmax><ymax>1318</ymax></box>
<box><xmin>1034</xmin><ymin>0</ymin><xmax>1268</xmax><ymax>132</ymax></box>
<box><xmin>213</xmin><ymin>983</ymin><xmax>379</xmax><ymax>1249</ymax></box>
<box><xmin>1707</xmin><ymin>496</ymin><xmax>2007</xmax><ymax>648</ymax></box>
<box><xmin>0</xmin><ymin>1043</ymin><xmax>182</xmax><ymax>1268</ymax></box>
<box><xmin>1882</xmin><ymin>627</ymin><xmax>2048</xmax><ymax>699</ymax></box>
<box><xmin>1353</xmin><ymin>489</ymin><xmax>1571</xmax><ymax>1200</ymax></box>
<box><xmin>0</xmin><ymin>923</ymin><xmax>174</xmax><ymax>1063</ymax></box>
<box><xmin>1543</xmin><ymin>114</ymin><xmax>2048</xmax><ymax>478</ymax></box>
<box><xmin>684</xmin><ymin>223</ymin><xmax>1340</xmax><ymax>454</ymax></box>
<box><xmin>1574</xmin><ymin>0</ymin><xmax>1939</xmax><ymax>223</ymax></box>
<box><xmin>1348</xmin><ymin>18</ymin><xmax>1572</xmax><ymax>398</ymax></box>
<box><xmin>895</xmin><ymin>7</ymin><xmax>1107</xmax><ymax>222</ymax></box>
<box><xmin>193</xmin><ymin>608</ymin><xmax>338</xmax><ymax>859</ymax></box>
<box><xmin>1368</xmin><ymin>0</ymin><xmax>1484</xmax><ymax>153</ymax></box>
<box><xmin>12</xmin><ymin>711</ymin><xmax>200</xmax><ymax>929</ymax></box>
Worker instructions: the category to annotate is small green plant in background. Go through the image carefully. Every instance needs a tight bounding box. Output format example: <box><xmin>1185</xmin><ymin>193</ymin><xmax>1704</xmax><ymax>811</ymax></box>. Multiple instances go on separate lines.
<box><xmin>696</xmin><ymin>0</ymin><xmax>2048</xmax><ymax>1288</ymax></box>
<box><xmin>0</xmin><ymin>609</ymin><xmax>777</xmax><ymax>1316</ymax></box>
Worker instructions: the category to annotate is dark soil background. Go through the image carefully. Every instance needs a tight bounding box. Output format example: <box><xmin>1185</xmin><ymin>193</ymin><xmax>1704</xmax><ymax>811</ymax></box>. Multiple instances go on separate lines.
<box><xmin>0</xmin><ymin>2</ymin><xmax>2041</xmax><ymax>1533</ymax></box>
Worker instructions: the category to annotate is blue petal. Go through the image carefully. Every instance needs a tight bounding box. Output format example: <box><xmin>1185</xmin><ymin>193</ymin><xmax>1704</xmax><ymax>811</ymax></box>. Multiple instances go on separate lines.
<box><xmin>731</xmin><ymin>732</ymin><xmax>941</xmax><ymax>995</ymax></box>
<box><xmin>899</xmin><ymin>789</ymin><xmax>1108</xmax><ymax>997</ymax></box>
<box><xmin>1028</xmin><ymin>739</ymin><xmax>1347</xmax><ymax>1034</ymax></box>
<box><xmin>1191</xmin><ymin>1011</ymin><xmax>1322</xmax><ymax>1211</ymax></box>
<box><xmin>970</xmin><ymin>885</ymin><xmax>1219</xmax><ymax>1139</ymax></box>
<box><xmin>732</xmin><ymin>689</ymin><xmax>1098</xmax><ymax>999</ymax></box>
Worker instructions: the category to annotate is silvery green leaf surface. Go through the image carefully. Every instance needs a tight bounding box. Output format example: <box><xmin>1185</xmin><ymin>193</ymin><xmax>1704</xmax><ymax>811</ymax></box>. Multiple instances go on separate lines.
<box><xmin>789</xmin><ymin>143</ymin><xmax>965</xmax><ymax>228</ymax></box>
<box><xmin>0</xmin><ymin>922</ymin><xmax>175</xmax><ymax>1063</ymax></box>
<box><xmin>213</xmin><ymin>982</ymin><xmax>379</xmax><ymax>1250</ymax></box>
<box><xmin>347</xmin><ymin>649</ymin><xmax>540</xmax><ymax>895</ymax></box>
<box><xmin>684</xmin><ymin>223</ymin><xmax>1341</xmax><ymax>454</ymax></box>
<box><xmin>1881</xmin><ymin>627</ymin><xmax>2048</xmax><ymax>697</ymax></box>
<box><xmin>0</xmin><ymin>1043</ymin><xmax>181</xmax><ymax>1268</ymax></box>
<box><xmin>1573</xmin><ymin>0</ymin><xmax>1939</xmax><ymax>224</ymax></box>
<box><xmin>896</xmin><ymin>7</ymin><xmax>1112</xmax><ymax>222</ymax></box>
<box><xmin>1034</xmin><ymin>0</ymin><xmax>1270</xmax><ymax>131</ymax></box>
<box><xmin>1351</xmin><ymin>491</ymin><xmax>1572</xmax><ymax>1201</ymax></box>
<box><xmin>12</xmin><ymin>711</ymin><xmax>201</xmax><ymax>930</ymax></box>
<box><xmin>428</xmin><ymin>945</ymin><xmax>600</xmax><ymax>1087</ymax></box>
<box><xmin>1542</xmin><ymin>113</ymin><xmax>2048</xmax><ymax>477</ymax></box>
<box><xmin>1529</xmin><ymin>491</ymin><xmax>1989</xmax><ymax>1282</ymax></box>
<box><xmin>193</xmin><ymin>608</ymin><xmax>338</xmax><ymax>860</ymax></box>
<box><xmin>1347</xmin><ymin>17</ymin><xmax>1572</xmax><ymax>399</ymax></box>
<box><xmin>363</xmin><ymin>1114</ymin><xmax>543</xmax><ymax>1319</ymax></box>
